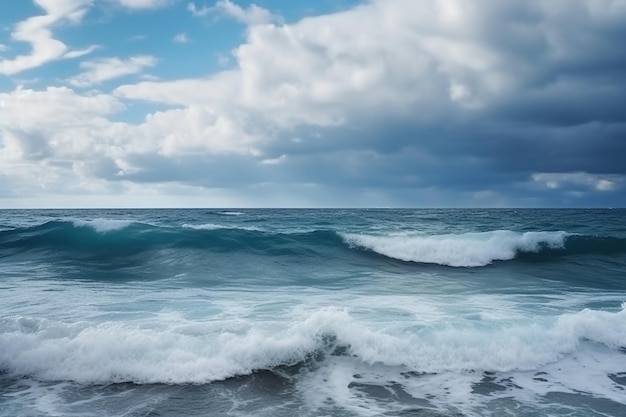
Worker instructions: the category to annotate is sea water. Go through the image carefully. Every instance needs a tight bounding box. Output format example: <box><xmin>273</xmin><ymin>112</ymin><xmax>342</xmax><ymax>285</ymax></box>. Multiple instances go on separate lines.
<box><xmin>1</xmin><ymin>208</ymin><xmax>625</xmax><ymax>416</ymax></box>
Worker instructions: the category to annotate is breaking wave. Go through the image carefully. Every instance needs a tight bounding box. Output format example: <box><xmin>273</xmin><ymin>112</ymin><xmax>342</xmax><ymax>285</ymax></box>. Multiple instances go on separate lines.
<box><xmin>1</xmin><ymin>304</ymin><xmax>625</xmax><ymax>385</ymax></box>
<box><xmin>343</xmin><ymin>230</ymin><xmax>570</xmax><ymax>267</ymax></box>
<box><xmin>0</xmin><ymin>220</ymin><xmax>624</xmax><ymax>267</ymax></box>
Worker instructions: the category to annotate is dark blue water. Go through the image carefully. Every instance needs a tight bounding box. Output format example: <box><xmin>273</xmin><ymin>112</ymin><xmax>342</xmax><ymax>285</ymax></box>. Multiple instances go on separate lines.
<box><xmin>1</xmin><ymin>209</ymin><xmax>625</xmax><ymax>416</ymax></box>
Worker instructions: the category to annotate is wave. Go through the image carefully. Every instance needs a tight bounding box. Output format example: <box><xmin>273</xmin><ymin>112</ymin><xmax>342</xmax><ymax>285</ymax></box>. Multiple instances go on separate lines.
<box><xmin>0</xmin><ymin>221</ymin><xmax>624</xmax><ymax>267</ymax></box>
<box><xmin>1</xmin><ymin>304</ymin><xmax>624</xmax><ymax>385</ymax></box>
<box><xmin>182</xmin><ymin>223</ymin><xmax>261</xmax><ymax>232</ymax></box>
<box><xmin>0</xmin><ymin>220</ymin><xmax>344</xmax><ymax>263</ymax></box>
<box><xmin>218</xmin><ymin>211</ymin><xmax>245</xmax><ymax>216</ymax></box>
<box><xmin>71</xmin><ymin>218</ymin><xmax>134</xmax><ymax>233</ymax></box>
<box><xmin>207</xmin><ymin>210</ymin><xmax>245</xmax><ymax>216</ymax></box>
<box><xmin>343</xmin><ymin>230</ymin><xmax>571</xmax><ymax>267</ymax></box>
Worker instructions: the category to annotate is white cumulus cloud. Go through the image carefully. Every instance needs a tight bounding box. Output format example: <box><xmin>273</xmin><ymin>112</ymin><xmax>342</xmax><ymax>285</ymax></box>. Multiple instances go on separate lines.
<box><xmin>173</xmin><ymin>33</ymin><xmax>190</xmax><ymax>43</ymax></box>
<box><xmin>213</xmin><ymin>0</ymin><xmax>277</xmax><ymax>25</ymax></box>
<box><xmin>68</xmin><ymin>55</ymin><xmax>158</xmax><ymax>87</ymax></box>
<box><xmin>0</xmin><ymin>0</ymin><xmax>96</xmax><ymax>75</ymax></box>
<box><xmin>188</xmin><ymin>1</ymin><xmax>278</xmax><ymax>25</ymax></box>
<box><xmin>2</xmin><ymin>0</ymin><xmax>626</xmax><ymax>207</ymax></box>
<box><xmin>112</xmin><ymin>0</ymin><xmax>626</xmax><ymax>176</ymax></box>
<box><xmin>187</xmin><ymin>2</ymin><xmax>211</xmax><ymax>17</ymax></box>
<box><xmin>114</xmin><ymin>0</ymin><xmax>171</xmax><ymax>9</ymax></box>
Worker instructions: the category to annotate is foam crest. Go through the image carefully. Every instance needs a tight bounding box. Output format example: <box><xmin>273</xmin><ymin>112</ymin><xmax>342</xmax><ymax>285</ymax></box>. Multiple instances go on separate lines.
<box><xmin>217</xmin><ymin>211</ymin><xmax>244</xmax><ymax>216</ymax></box>
<box><xmin>1</xmin><ymin>305</ymin><xmax>624</xmax><ymax>385</ymax></box>
<box><xmin>0</xmin><ymin>312</ymin><xmax>326</xmax><ymax>384</ymax></box>
<box><xmin>343</xmin><ymin>230</ymin><xmax>568</xmax><ymax>267</ymax></box>
<box><xmin>555</xmin><ymin>303</ymin><xmax>626</xmax><ymax>348</ymax></box>
<box><xmin>345</xmin><ymin>303</ymin><xmax>626</xmax><ymax>373</ymax></box>
<box><xmin>183</xmin><ymin>223</ymin><xmax>228</xmax><ymax>230</ymax></box>
<box><xmin>182</xmin><ymin>223</ymin><xmax>261</xmax><ymax>232</ymax></box>
<box><xmin>72</xmin><ymin>218</ymin><xmax>134</xmax><ymax>233</ymax></box>
<box><xmin>183</xmin><ymin>223</ymin><xmax>263</xmax><ymax>232</ymax></box>
<box><xmin>0</xmin><ymin>308</ymin><xmax>343</xmax><ymax>384</ymax></box>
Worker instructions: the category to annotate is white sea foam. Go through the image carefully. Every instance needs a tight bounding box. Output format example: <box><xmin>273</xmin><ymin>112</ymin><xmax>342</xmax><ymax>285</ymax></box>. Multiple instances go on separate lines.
<box><xmin>343</xmin><ymin>230</ymin><xmax>569</xmax><ymax>267</ymax></box>
<box><xmin>1</xmin><ymin>303</ymin><xmax>624</xmax><ymax>386</ymax></box>
<box><xmin>296</xmin><ymin>305</ymin><xmax>626</xmax><ymax>416</ymax></box>
<box><xmin>71</xmin><ymin>218</ymin><xmax>133</xmax><ymax>233</ymax></box>
<box><xmin>2</xmin><ymin>301</ymin><xmax>626</xmax><ymax>417</ymax></box>
<box><xmin>182</xmin><ymin>223</ymin><xmax>261</xmax><ymax>232</ymax></box>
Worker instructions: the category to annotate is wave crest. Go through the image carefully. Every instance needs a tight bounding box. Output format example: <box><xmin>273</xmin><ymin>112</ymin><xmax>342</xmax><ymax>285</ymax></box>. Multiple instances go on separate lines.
<box><xmin>72</xmin><ymin>218</ymin><xmax>134</xmax><ymax>233</ymax></box>
<box><xmin>342</xmin><ymin>230</ymin><xmax>569</xmax><ymax>267</ymax></box>
<box><xmin>1</xmin><ymin>304</ymin><xmax>625</xmax><ymax>384</ymax></box>
<box><xmin>1</xmin><ymin>221</ymin><xmax>623</xmax><ymax>267</ymax></box>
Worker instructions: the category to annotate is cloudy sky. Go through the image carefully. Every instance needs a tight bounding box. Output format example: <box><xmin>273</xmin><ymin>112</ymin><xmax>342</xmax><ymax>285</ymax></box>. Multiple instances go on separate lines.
<box><xmin>0</xmin><ymin>0</ymin><xmax>625</xmax><ymax>208</ymax></box>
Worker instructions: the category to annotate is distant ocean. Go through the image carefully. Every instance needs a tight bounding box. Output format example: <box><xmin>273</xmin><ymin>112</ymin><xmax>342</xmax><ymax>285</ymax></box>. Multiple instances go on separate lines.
<box><xmin>1</xmin><ymin>209</ymin><xmax>625</xmax><ymax>417</ymax></box>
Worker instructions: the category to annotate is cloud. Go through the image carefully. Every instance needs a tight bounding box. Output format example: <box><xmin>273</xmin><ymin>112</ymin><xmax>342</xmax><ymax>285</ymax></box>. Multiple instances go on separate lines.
<box><xmin>64</xmin><ymin>45</ymin><xmax>100</xmax><ymax>59</ymax></box>
<box><xmin>68</xmin><ymin>55</ymin><xmax>158</xmax><ymax>87</ymax></box>
<box><xmin>531</xmin><ymin>172</ymin><xmax>623</xmax><ymax>192</ymax></box>
<box><xmin>186</xmin><ymin>2</ymin><xmax>210</xmax><ymax>17</ymax></box>
<box><xmin>0</xmin><ymin>86</ymin><xmax>122</xmax><ymax>147</ymax></box>
<box><xmin>135</xmin><ymin>105</ymin><xmax>263</xmax><ymax>157</ymax></box>
<box><xmin>173</xmin><ymin>33</ymin><xmax>190</xmax><ymax>43</ymax></box>
<box><xmin>0</xmin><ymin>0</ymin><xmax>95</xmax><ymax>75</ymax></box>
<box><xmin>188</xmin><ymin>1</ymin><xmax>278</xmax><ymax>25</ymax></box>
<box><xmin>213</xmin><ymin>0</ymin><xmax>277</xmax><ymax>25</ymax></box>
<box><xmin>2</xmin><ymin>0</ymin><xmax>626</xmax><ymax>207</ymax></box>
<box><xmin>0</xmin><ymin>86</ymin><xmax>126</xmax><ymax>198</ymax></box>
<box><xmin>113</xmin><ymin>0</ymin><xmax>171</xmax><ymax>9</ymax></box>
<box><xmin>111</xmin><ymin>0</ymin><xmax>626</xmax><ymax>205</ymax></box>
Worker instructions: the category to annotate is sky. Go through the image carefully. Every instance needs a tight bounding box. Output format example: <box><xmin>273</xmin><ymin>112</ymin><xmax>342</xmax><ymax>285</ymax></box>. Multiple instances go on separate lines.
<box><xmin>0</xmin><ymin>0</ymin><xmax>625</xmax><ymax>208</ymax></box>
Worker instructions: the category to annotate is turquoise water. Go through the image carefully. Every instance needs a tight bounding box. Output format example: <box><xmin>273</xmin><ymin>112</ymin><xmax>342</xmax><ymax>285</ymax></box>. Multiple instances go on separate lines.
<box><xmin>1</xmin><ymin>209</ymin><xmax>625</xmax><ymax>416</ymax></box>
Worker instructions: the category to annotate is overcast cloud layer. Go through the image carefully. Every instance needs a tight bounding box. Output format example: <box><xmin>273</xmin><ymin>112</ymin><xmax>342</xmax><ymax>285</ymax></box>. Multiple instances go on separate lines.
<box><xmin>0</xmin><ymin>0</ymin><xmax>625</xmax><ymax>207</ymax></box>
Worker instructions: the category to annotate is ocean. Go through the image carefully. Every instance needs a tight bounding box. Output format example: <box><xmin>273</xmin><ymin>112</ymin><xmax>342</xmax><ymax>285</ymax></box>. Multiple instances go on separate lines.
<box><xmin>1</xmin><ymin>208</ymin><xmax>625</xmax><ymax>417</ymax></box>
